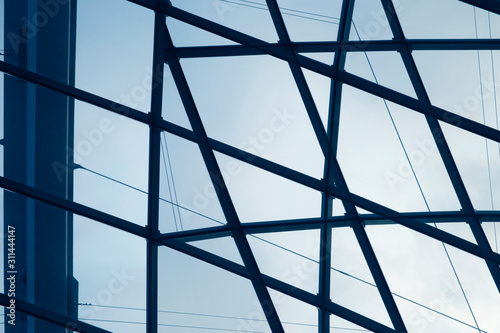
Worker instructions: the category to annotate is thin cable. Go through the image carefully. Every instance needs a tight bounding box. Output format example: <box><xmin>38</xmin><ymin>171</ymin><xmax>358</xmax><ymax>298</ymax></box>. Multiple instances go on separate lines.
<box><xmin>162</xmin><ymin>132</ymin><xmax>184</xmax><ymax>231</ymax></box>
<box><xmin>77</xmin><ymin>166</ymin><xmax>223</xmax><ymax>225</ymax></box>
<box><xmin>160</xmin><ymin>133</ymin><xmax>180</xmax><ymax>232</ymax></box>
<box><xmin>78</xmin><ymin>304</ymin><xmax>364</xmax><ymax>330</ymax></box>
<box><xmin>488</xmin><ymin>12</ymin><xmax>499</xmax><ymax>252</ymax></box>
<box><xmin>234</xmin><ymin>0</ymin><xmax>340</xmax><ymax>22</ymax></box>
<box><xmin>84</xmin><ymin>318</ymin><xmax>266</xmax><ymax>332</ymax></box>
<box><xmin>218</xmin><ymin>0</ymin><xmax>340</xmax><ymax>25</ymax></box>
<box><xmin>353</xmin><ymin>17</ymin><xmax>482</xmax><ymax>331</ymax></box>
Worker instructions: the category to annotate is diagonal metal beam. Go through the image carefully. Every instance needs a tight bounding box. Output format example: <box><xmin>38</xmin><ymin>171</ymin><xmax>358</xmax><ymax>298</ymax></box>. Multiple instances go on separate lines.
<box><xmin>380</xmin><ymin>0</ymin><xmax>500</xmax><ymax>293</ymax></box>
<box><xmin>458</xmin><ymin>0</ymin><xmax>500</xmax><ymax>15</ymax></box>
<box><xmin>162</xmin><ymin>22</ymin><xmax>285</xmax><ymax>333</ymax></box>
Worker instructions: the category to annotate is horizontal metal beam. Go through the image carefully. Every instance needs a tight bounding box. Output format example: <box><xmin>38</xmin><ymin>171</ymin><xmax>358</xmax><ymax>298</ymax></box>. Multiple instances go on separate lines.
<box><xmin>173</xmin><ymin>39</ymin><xmax>500</xmax><ymax>59</ymax></box>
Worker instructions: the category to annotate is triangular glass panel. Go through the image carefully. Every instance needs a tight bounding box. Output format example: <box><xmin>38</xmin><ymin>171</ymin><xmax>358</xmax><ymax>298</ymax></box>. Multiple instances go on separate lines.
<box><xmin>413</xmin><ymin>50</ymin><xmax>500</xmax><ymax>131</ymax></box>
<box><xmin>268</xmin><ymin>289</ymin><xmax>318</xmax><ymax>332</ymax></box>
<box><xmin>483</xmin><ymin>221</ymin><xmax>500</xmax><ymax>254</ymax></box>
<box><xmin>300</xmin><ymin>52</ymin><xmax>335</xmax><ymax>65</ymax></box>
<box><xmin>345</xmin><ymin>51</ymin><xmax>416</xmax><ymax>98</ymax></box>
<box><xmin>439</xmin><ymin>120</ymin><xmax>500</xmax><ymax>210</ymax></box>
<box><xmin>180</xmin><ymin>54</ymin><xmax>325</xmax><ymax>179</ymax></box>
<box><xmin>395</xmin><ymin>0</ymin><xmax>483</xmax><ymax>39</ymax></box>
<box><xmin>166</xmin><ymin>16</ymin><xmax>239</xmax><ymax>47</ymax></box>
<box><xmin>159</xmin><ymin>132</ymin><xmax>227</xmax><ymax>233</ymax></box>
<box><xmin>170</xmin><ymin>0</ymin><xmax>279</xmax><ymax>43</ymax></box>
<box><xmin>337</xmin><ymin>86</ymin><xmax>439</xmax><ymax>213</ymax></box>
<box><xmin>330</xmin><ymin>314</ymin><xmax>374</xmax><ymax>332</ymax></box>
<box><xmin>436</xmin><ymin>222</ymin><xmax>477</xmax><ymax>245</ymax></box>
<box><xmin>349</xmin><ymin>0</ymin><xmax>393</xmax><ymax>41</ymax></box>
<box><xmin>330</xmin><ymin>226</ymin><xmax>393</xmax><ymax>328</ymax></box>
<box><xmin>365</xmin><ymin>223</ymin><xmax>492</xmax><ymax>330</ymax></box>
<box><xmin>276</xmin><ymin>0</ymin><xmax>341</xmax><ymax>42</ymax></box>
<box><xmin>188</xmin><ymin>236</ymin><xmax>244</xmax><ymax>266</ymax></box>
<box><xmin>332</xmin><ymin>198</ymin><xmax>346</xmax><ymax>217</ymax></box>
<box><xmin>302</xmin><ymin>67</ymin><xmax>333</xmax><ymax>131</ymax></box>
<box><xmin>247</xmin><ymin>229</ymin><xmax>320</xmax><ymax>294</ymax></box>
<box><xmin>162</xmin><ymin>64</ymin><xmax>192</xmax><ymax>130</ymax></box>
<box><xmin>158</xmin><ymin>246</ymin><xmax>272</xmax><ymax>332</ymax></box>
<box><xmin>215</xmin><ymin>152</ymin><xmax>322</xmax><ymax>223</ymax></box>
<box><xmin>393</xmin><ymin>295</ymin><xmax>485</xmax><ymax>333</ymax></box>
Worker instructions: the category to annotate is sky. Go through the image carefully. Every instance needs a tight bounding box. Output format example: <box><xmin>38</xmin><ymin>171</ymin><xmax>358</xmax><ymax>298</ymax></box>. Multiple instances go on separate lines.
<box><xmin>1</xmin><ymin>0</ymin><xmax>500</xmax><ymax>332</ymax></box>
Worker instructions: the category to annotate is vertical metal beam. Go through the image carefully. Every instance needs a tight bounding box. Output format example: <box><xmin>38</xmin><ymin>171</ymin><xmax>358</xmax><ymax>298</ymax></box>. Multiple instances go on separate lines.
<box><xmin>162</xmin><ymin>12</ymin><xmax>284</xmax><ymax>332</ymax></box>
<box><xmin>146</xmin><ymin>3</ymin><xmax>165</xmax><ymax>333</ymax></box>
<box><xmin>320</xmin><ymin>1</ymin><xmax>355</xmax><ymax>331</ymax></box>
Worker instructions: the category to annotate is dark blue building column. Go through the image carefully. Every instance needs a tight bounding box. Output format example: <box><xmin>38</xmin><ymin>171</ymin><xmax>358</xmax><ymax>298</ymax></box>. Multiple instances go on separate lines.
<box><xmin>3</xmin><ymin>0</ymin><xmax>77</xmax><ymax>332</ymax></box>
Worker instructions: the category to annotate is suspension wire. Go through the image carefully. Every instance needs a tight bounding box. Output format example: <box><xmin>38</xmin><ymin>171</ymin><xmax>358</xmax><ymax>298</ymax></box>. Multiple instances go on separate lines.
<box><xmin>218</xmin><ymin>0</ymin><xmax>340</xmax><ymax>25</ymax></box>
<box><xmin>78</xmin><ymin>304</ymin><xmax>368</xmax><ymax>331</ymax></box>
<box><xmin>162</xmin><ymin>132</ymin><xmax>184</xmax><ymax>231</ymax></box>
<box><xmin>76</xmin><ymin>165</ymin><xmax>221</xmax><ymax>225</ymax></box>
<box><xmin>160</xmin><ymin>133</ymin><xmax>180</xmax><ymax>232</ymax></box>
<box><xmin>488</xmin><ymin>12</ymin><xmax>499</xmax><ymax>253</ymax></box>
<box><xmin>353</xmin><ymin>17</ymin><xmax>481</xmax><ymax>331</ymax></box>
<box><xmin>84</xmin><ymin>318</ymin><xmax>266</xmax><ymax>332</ymax></box>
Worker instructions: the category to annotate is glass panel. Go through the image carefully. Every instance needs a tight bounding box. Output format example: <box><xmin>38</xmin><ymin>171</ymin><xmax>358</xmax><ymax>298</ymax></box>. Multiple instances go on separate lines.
<box><xmin>414</xmin><ymin>50</ymin><xmax>500</xmax><ymax>131</ymax></box>
<box><xmin>159</xmin><ymin>132</ymin><xmax>227</xmax><ymax>233</ymax></box>
<box><xmin>345</xmin><ymin>51</ymin><xmax>416</xmax><ymax>98</ymax></box>
<box><xmin>268</xmin><ymin>290</ymin><xmax>317</xmax><ymax>333</ymax></box>
<box><xmin>382</xmin><ymin>101</ymin><xmax>460</xmax><ymax>212</ymax></box>
<box><xmin>338</xmin><ymin>85</ymin><xmax>437</xmax><ymax>212</ymax></box>
<box><xmin>276</xmin><ymin>0</ymin><xmax>341</xmax><ymax>42</ymax></box>
<box><xmin>170</xmin><ymin>0</ymin><xmax>279</xmax><ymax>43</ymax></box>
<box><xmin>331</xmin><ymin>227</ymin><xmax>392</xmax><ymax>328</ymax></box>
<box><xmin>188</xmin><ymin>236</ymin><xmax>244</xmax><ymax>265</ymax></box>
<box><xmin>303</xmin><ymin>68</ymin><xmax>333</xmax><ymax>130</ymax></box>
<box><xmin>215</xmin><ymin>152</ymin><xmax>322</xmax><ymax>222</ymax></box>
<box><xmin>439</xmin><ymin>121</ymin><xmax>499</xmax><ymax>210</ymax></box>
<box><xmin>74</xmin><ymin>101</ymin><xmax>149</xmax><ymax>226</ymax></box>
<box><xmin>366</xmin><ymin>223</ymin><xmax>492</xmax><ymax>332</ymax></box>
<box><xmin>395</xmin><ymin>0</ymin><xmax>477</xmax><ymax>39</ymax></box>
<box><xmin>300</xmin><ymin>52</ymin><xmax>335</xmax><ymax>66</ymax></box>
<box><xmin>166</xmin><ymin>17</ymin><xmax>238</xmax><ymax>47</ymax></box>
<box><xmin>483</xmin><ymin>221</ymin><xmax>500</xmax><ymax>255</ymax></box>
<box><xmin>330</xmin><ymin>314</ymin><xmax>373</xmax><ymax>332</ymax></box>
<box><xmin>76</xmin><ymin>0</ymin><xmax>154</xmax><ymax>113</ymax></box>
<box><xmin>247</xmin><ymin>230</ymin><xmax>320</xmax><ymax>294</ymax></box>
<box><xmin>158</xmin><ymin>245</ymin><xmax>271</xmax><ymax>333</ymax></box>
<box><xmin>350</xmin><ymin>0</ymin><xmax>393</xmax><ymax>41</ymax></box>
<box><xmin>181</xmin><ymin>54</ymin><xmax>325</xmax><ymax>179</ymax></box>
<box><xmin>75</xmin><ymin>216</ymin><xmax>147</xmax><ymax>333</ymax></box>
<box><xmin>162</xmin><ymin>64</ymin><xmax>192</xmax><ymax>130</ymax></box>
